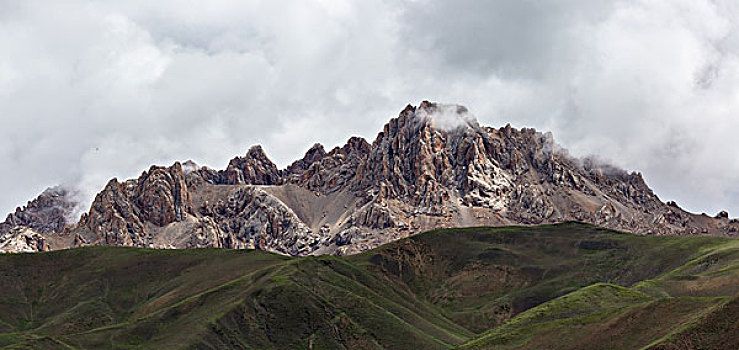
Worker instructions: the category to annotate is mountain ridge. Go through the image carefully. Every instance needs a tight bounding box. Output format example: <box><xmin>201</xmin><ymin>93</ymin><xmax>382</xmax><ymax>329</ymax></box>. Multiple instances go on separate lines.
<box><xmin>1</xmin><ymin>101</ymin><xmax>737</xmax><ymax>254</ymax></box>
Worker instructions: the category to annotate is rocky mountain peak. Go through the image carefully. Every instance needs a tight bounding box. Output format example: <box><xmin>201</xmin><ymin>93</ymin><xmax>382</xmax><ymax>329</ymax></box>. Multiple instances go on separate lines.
<box><xmin>222</xmin><ymin>145</ymin><xmax>281</xmax><ymax>185</ymax></box>
<box><xmin>3</xmin><ymin>101</ymin><xmax>737</xmax><ymax>256</ymax></box>
<box><xmin>245</xmin><ymin>145</ymin><xmax>270</xmax><ymax>160</ymax></box>
<box><xmin>303</xmin><ymin>143</ymin><xmax>326</xmax><ymax>160</ymax></box>
<box><xmin>389</xmin><ymin>102</ymin><xmax>480</xmax><ymax>140</ymax></box>
<box><xmin>285</xmin><ymin>143</ymin><xmax>327</xmax><ymax>176</ymax></box>
<box><xmin>182</xmin><ymin>160</ymin><xmax>200</xmax><ymax>173</ymax></box>
<box><xmin>285</xmin><ymin>137</ymin><xmax>370</xmax><ymax>193</ymax></box>
<box><xmin>343</xmin><ymin>136</ymin><xmax>371</xmax><ymax>153</ymax></box>
<box><xmin>136</xmin><ymin>162</ymin><xmax>192</xmax><ymax>226</ymax></box>
<box><xmin>76</xmin><ymin>162</ymin><xmax>193</xmax><ymax>247</ymax></box>
<box><xmin>356</xmin><ymin>101</ymin><xmax>495</xmax><ymax>209</ymax></box>
<box><xmin>0</xmin><ymin>186</ymin><xmax>79</xmax><ymax>235</ymax></box>
<box><xmin>415</xmin><ymin>100</ymin><xmax>479</xmax><ymax>132</ymax></box>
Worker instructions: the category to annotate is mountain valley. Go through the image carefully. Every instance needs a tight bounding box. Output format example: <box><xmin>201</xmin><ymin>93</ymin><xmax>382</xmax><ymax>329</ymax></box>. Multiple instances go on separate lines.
<box><xmin>0</xmin><ymin>223</ymin><xmax>736</xmax><ymax>349</ymax></box>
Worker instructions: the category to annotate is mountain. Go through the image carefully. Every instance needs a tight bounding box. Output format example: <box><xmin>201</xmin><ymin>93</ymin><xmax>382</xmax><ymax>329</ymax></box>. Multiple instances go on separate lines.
<box><xmin>0</xmin><ymin>223</ymin><xmax>736</xmax><ymax>349</ymax></box>
<box><xmin>1</xmin><ymin>101</ymin><xmax>737</xmax><ymax>255</ymax></box>
<box><xmin>0</xmin><ymin>186</ymin><xmax>79</xmax><ymax>236</ymax></box>
<box><xmin>0</xmin><ymin>187</ymin><xmax>79</xmax><ymax>253</ymax></box>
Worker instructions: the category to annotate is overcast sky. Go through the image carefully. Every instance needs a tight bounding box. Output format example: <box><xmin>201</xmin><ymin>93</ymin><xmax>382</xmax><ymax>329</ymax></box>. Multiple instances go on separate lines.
<box><xmin>2</xmin><ymin>0</ymin><xmax>739</xmax><ymax>218</ymax></box>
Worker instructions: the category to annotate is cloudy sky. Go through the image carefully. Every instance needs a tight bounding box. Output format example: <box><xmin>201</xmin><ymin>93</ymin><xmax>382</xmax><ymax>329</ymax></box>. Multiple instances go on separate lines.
<box><xmin>2</xmin><ymin>0</ymin><xmax>739</xmax><ymax>218</ymax></box>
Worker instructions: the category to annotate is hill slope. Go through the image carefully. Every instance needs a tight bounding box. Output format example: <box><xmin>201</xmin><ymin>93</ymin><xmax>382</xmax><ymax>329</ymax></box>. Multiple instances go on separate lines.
<box><xmin>0</xmin><ymin>223</ymin><xmax>737</xmax><ymax>349</ymax></box>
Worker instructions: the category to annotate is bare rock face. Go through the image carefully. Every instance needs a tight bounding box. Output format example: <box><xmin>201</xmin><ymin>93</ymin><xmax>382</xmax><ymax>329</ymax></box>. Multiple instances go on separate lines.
<box><xmin>136</xmin><ymin>163</ymin><xmax>192</xmax><ymax>226</ymax></box>
<box><xmin>5</xmin><ymin>101</ymin><xmax>738</xmax><ymax>255</ymax></box>
<box><xmin>284</xmin><ymin>143</ymin><xmax>327</xmax><ymax>177</ymax></box>
<box><xmin>221</xmin><ymin>145</ymin><xmax>281</xmax><ymax>185</ymax></box>
<box><xmin>287</xmin><ymin>137</ymin><xmax>371</xmax><ymax>193</ymax></box>
<box><xmin>185</xmin><ymin>217</ymin><xmax>224</xmax><ymax>249</ymax></box>
<box><xmin>0</xmin><ymin>227</ymin><xmax>51</xmax><ymax>253</ymax></box>
<box><xmin>0</xmin><ymin>186</ymin><xmax>79</xmax><ymax>235</ymax></box>
<box><xmin>78</xmin><ymin>178</ymin><xmax>147</xmax><ymax>246</ymax></box>
<box><xmin>356</xmin><ymin>103</ymin><xmax>455</xmax><ymax>208</ymax></box>
<box><xmin>198</xmin><ymin>187</ymin><xmax>321</xmax><ymax>255</ymax></box>
<box><xmin>352</xmin><ymin>201</ymin><xmax>399</xmax><ymax>229</ymax></box>
<box><xmin>355</xmin><ymin>102</ymin><xmax>518</xmax><ymax>213</ymax></box>
<box><xmin>75</xmin><ymin>162</ymin><xmax>193</xmax><ymax>246</ymax></box>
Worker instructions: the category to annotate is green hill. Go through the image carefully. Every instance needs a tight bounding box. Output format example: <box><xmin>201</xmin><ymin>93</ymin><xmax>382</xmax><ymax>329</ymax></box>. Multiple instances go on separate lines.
<box><xmin>0</xmin><ymin>223</ymin><xmax>736</xmax><ymax>349</ymax></box>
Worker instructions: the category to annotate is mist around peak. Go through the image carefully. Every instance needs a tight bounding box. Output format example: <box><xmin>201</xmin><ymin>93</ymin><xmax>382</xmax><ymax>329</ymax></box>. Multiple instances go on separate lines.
<box><xmin>412</xmin><ymin>101</ymin><xmax>480</xmax><ymax>132</ymax></box>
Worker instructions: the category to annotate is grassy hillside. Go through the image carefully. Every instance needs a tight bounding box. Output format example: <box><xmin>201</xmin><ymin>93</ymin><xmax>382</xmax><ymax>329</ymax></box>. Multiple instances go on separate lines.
<box><xmin>0</xmin><ymin>223</ymin><xmax>736</xmax><ymax>349</ymax></box>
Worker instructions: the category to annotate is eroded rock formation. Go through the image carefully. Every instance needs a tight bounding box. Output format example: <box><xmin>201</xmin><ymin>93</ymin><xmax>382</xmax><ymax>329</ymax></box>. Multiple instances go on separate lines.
<box><xmin>3</xmin><ymin>101</ymin><xmax>737</xmax><ymax>255</ymax></box>
<box><xmin>0</xmin><ymin>186</ymin><xmax>79</xmax><ymax>235</ymax></box>
<box><xmin>0</xmin><ymin>227</ymin><xmax>51</xmax><ymax>253</ymax></box>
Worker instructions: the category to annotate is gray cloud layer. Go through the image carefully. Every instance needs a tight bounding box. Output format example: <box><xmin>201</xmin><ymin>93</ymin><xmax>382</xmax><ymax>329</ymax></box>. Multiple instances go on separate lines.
<box><xmin>2</xmin><ymin>0</ymin><xmax>739</xmax><ymax>218</ymax></box>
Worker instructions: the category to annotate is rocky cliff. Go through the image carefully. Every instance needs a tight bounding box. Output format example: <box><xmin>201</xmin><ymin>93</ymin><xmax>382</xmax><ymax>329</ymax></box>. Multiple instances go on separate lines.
<box><xmin>2</xmin><ymin>101</ymin><xmax>737</xmax><ymax>255</ymax></box>
<box><xmin>0</xmin><ymin>227</ymin><xmax>51</xmax><ymax>253</ymax></box>
<box><xmin>0</xmin><ymin>186</ymin><xmax>79</xmax><ymax>235</ymax></box>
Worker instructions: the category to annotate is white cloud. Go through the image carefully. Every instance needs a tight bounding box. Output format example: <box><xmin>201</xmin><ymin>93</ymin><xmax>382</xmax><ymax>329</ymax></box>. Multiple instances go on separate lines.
<box><xmin>1</xmin><ymin>0</ymin><xmax>739</xmax><ymax>218</ymax></box>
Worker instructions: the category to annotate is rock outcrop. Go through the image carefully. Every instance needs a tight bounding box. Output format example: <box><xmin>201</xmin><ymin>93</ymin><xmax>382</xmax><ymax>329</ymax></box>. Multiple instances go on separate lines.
<box><xmin>0</xmin><ymin>186</ymin><xmax>79</xmax><ymax>235</ymax></box>
<box><xmin>284</xmin><ymin>143</ymin><xmax>327</xmax><ymax>177</ymax></box>
<box><xmin>0</xmin><ymin>227</ymin><xmax>51</xmax><ymax>253</ymax></box>
<box><xmin>221</xmin><ymin>146</ymin><xmax>282</xmax><ymax>185</ymax></box>
<box><xmin>3</xmin><ymin>101</ymin><xmax>738</xmax><ymax>255</ymax></box>
<box><xmin>74</xmin><ymin>162</ymin><xmax>193</xmax><ymax>247</ymax></box>
<box><xmin>286</xmin><ymin>137</ymin><xmax>371</xmax><ymax>193</ymax></box>
<box><xmin>198</xmin><ymin>187</ymin><xmax>321</xmax><ymax>255</ymax></box>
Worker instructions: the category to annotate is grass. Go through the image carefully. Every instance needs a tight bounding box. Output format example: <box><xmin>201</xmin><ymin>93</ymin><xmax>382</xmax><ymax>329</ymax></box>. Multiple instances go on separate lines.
<box><xmin>0</xmin><ymin>222</ymin><xmax>736</xmax><ymax>349</ymax></box>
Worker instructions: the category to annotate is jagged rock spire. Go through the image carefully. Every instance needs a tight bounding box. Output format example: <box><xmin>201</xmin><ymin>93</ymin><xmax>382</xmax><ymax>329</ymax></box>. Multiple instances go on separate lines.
<box><xmin>222</xmin><ymin>145</ymin><xmax>282</xmax><ymax>185</ymax></box>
